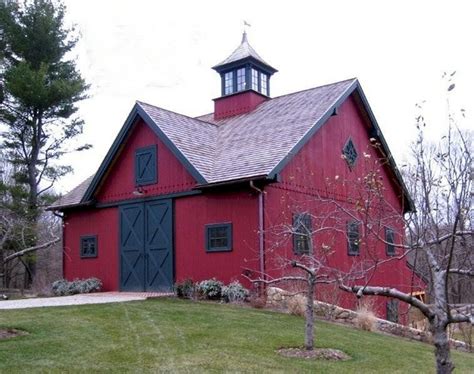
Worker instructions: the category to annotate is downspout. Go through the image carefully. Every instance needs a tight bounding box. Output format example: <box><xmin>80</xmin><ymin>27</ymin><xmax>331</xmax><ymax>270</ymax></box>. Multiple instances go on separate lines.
<box><xmin>53</xmin><ymin>211</ymin><xmax>65</xmax><ymax>279</ymax></box>
<box><xmin>249</xmin><ymin>181</ymin><xmax>265</xmax><ymax>278</ymax></box>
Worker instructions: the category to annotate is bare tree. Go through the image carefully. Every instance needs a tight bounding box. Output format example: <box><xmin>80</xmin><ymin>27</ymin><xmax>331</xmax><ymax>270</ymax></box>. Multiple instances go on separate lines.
<box><xmin>246</xmin><ymin>80</ymin><xmax>472</xmax><ymax>373</ymax></box>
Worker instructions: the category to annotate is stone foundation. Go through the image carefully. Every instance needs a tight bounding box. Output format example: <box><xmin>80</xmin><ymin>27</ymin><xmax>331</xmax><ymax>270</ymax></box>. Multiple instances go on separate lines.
<box><xmin>266</xmin><ymin>287</ymin><xmax>470</xmax><ymax>352</ymax></box>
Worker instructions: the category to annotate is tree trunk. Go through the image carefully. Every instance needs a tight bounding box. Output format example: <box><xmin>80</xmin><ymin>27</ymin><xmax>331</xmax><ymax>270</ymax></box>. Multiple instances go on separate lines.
<box><xmin>305</xmin><ymin>277</ymin><xmax>315</xmax><ymax>350</ymax></box>
<box><xmin>430</xmin><ymin>267</ymin><xmax>454</xmax><ymax>374</ymax></box>
<box><xmin>431</xmin><ymin>319</ymin><xmax>454</xmax><ymax>374</ymax></box>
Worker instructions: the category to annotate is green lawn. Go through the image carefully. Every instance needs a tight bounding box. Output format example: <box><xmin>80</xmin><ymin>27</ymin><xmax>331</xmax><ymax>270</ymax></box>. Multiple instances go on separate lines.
<box><xmin>0</xmin><ymin>298</ymin><xmax>472</xmax><ymax>373</ymax></box>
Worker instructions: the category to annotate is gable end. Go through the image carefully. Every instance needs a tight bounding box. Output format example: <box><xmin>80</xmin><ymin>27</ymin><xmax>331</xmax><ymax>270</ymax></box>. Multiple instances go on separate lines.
<box><xmin>81</xmin><ymin>104</ymin><xmax>207</xmax><ymax>204</ymax></box>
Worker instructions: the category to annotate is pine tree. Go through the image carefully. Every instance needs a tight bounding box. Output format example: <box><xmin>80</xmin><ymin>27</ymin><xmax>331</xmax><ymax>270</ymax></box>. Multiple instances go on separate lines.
<box><xmin>0</xmin><ymin>0</ymin><xmax>89</xmax><ymax>219</ymax></box>
<box><xmin>0</xmin><ymin>0</ymin><xmax>90</xmax><ymax>285</ymax></box>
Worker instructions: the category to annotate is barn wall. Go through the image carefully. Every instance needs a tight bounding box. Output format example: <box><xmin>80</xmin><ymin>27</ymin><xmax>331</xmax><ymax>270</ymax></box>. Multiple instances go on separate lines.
<box><xmin>174</xmin><ymin>190</ymin><xmax>260</xmax><ymax>286</ymax></box>
<box><xmin>96</xmin><ymin>119</ymin><xmax>196</xmax><ymax>204</ymax></box>
<box><xmin>63</xmin><ymin>207</ymin><xmax>119</xmax><ymax>291</ymax></box>
<box><xmin>264</xmin><ymin>94</ymin><xmax>412</xmax><ymax>323</ymax></box>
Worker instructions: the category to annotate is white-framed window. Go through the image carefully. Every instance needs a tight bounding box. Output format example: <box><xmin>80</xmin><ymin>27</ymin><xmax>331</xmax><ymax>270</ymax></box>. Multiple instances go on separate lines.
<box><xmin>237</xmin><ymin>68</ymin><xmax>246</xmax><ymax>92</ymax></box>
<box><xmin>224</xmin><ymin>71</ymin><xmax>233</xmax><ymax>95</ymax></box>
<box><xmin>260</xmin><ymin>73</ymin><xmax>268</xmax><ymax>95</ymax></box>
<box><xmin>251</xmin><ymin>68</ymin><xmax>259</xmax><ymax>91</ymax></box>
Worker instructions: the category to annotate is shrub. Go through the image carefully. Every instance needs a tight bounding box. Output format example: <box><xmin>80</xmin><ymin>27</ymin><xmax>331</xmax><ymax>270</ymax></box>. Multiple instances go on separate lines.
<box><xmin>197</xmin><ymin>278</ymin><xmax>223</xmax><ymax>300</ymax></box>
<box><xmin>354</xmin><ymin>302</ymin><xmax>377</xmax><ymax>332</ymax></box>
<box><xmin>287</xmin><ymin>294</ymin><xmax>307</xmax><ymax>316</ymax></box>
<box><xmin>175</xmin><ymin>279</ymin><xmax>195</xmax><ymax>299</ymax></box>
<box><xmin>52</xmin><ymin>278</ymin><xmax>102</xmax><ymax>296</ymax></box>
<box><xmin>221</xmin><ymin>281</ymin><xmax>249</xmax><ymax>303</ymax></box>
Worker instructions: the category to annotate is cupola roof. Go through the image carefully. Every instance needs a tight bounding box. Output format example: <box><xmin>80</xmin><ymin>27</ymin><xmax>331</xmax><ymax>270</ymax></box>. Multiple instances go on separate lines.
<box><xmin>212</xmin><ymin>32</ymin><xmax>277</xmax><ymax>73</ymax></box>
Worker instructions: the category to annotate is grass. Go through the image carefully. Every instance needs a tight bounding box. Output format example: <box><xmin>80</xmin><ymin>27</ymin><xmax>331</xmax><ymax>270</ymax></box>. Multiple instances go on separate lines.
<box><xmin>0</xmin><ymin>298</ymin><xmax>472</xmax><ymax>373</ymax></box>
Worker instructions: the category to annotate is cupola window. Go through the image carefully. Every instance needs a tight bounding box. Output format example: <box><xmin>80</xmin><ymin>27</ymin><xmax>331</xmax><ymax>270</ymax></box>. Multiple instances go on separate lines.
<box><xmin>260</xmin><ymin>73</ymin><xmax>268</xmax><ymax>95</ymax></box>
<box><xmin>224</xmin><ymin>72</ymin><xmax>233</xmax><ymax>95</ymax></box>
<box><xmin>251</xmin><ymin>68</ymin><xmax>259</xmax><ymax>91</ymax></box>
<box><xmin>237</xmin><ymin>68</ymin><xmax>246</xmax><ymax>91</ymax></box>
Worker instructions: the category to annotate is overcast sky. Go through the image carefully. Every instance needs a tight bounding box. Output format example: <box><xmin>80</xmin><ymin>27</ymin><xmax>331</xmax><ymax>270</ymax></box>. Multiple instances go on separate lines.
<box><xmin>58</xmin><ymin>0</ymin><xmax>473</xmax><ymax>193</ymax></box>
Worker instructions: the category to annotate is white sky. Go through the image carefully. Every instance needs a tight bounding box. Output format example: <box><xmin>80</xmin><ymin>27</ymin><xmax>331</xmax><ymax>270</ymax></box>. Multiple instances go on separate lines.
<box><xmin>58</xmin><ymin>0</ymin><xmax>473</xmax><ymax>193</ymax></box>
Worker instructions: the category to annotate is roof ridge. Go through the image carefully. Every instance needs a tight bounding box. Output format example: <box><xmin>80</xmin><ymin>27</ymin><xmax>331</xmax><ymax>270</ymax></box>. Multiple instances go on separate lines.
<box><xmin>271</xmin><ymin>77</ymin><xmax>357</xmax><ymax>100</ymax></box>
<box><xmin>195</xmin><ymin>78</ymin><xmax>358</xmax><ymax>120</ymax></box>
<box><xmin>136</xmin><ymin>100</ymin><xmax>219</xmax><ymax>128</ymax></box>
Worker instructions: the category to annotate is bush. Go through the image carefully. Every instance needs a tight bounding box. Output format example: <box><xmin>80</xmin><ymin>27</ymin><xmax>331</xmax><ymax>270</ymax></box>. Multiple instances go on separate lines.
<box><xmin>354</xmin><ymin>302</ymin><xmax>377</xmax><ymax>332</ymax></box>
<box><xmin>197</xmin><ymin>278</ymin><xmax>223</xmax><ymax>300</ymax></box>
<box><xmin>175</xmin><ymin>279</ymin><xmax>195</xmax><ymax>299</ymax></box>
<box><xmin>221</xmin><ymin>281</ymin><xmax>249</xmax><ymax>303</ymax></box>
<box><xmin>287</xmin><ymin>294</ymin><xmax>307</xmax><ymax>316</ymax></box>
<box><xmin>52</xmin><ymin>278</ymin><xmax>102</xmax><ymax>296</ymax></box>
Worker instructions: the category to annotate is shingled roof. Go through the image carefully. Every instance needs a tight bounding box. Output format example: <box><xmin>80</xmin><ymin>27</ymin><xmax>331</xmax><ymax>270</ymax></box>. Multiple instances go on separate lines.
<box><xmin>50</xmin><ymin>78</ymin><xmax>410</xmax><ymax>210</ymax></box>
<box><xmin>212</xmin><ymin>32</ymin><xmax>277</xmax><ymax>73</ymax></box>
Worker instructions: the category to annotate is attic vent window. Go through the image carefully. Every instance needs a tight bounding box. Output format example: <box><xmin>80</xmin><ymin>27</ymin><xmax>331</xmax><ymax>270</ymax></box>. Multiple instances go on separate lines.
<box><xmin>135</xmin><ymin>145</ymin><xmax>157</xmax><ymax>186</ymax></box>
<box><xmin>343</xmin><ymin>138</ymin><xmax>358</xmax><ymax>168</ymax></box>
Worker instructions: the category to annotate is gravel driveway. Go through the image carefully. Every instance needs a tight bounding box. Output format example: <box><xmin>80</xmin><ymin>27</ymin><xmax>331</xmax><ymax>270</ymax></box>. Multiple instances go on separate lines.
<box><xmin>0</xmin><ymin>292</ymin><xmax>172</xmax><ymax>310</ymax></box>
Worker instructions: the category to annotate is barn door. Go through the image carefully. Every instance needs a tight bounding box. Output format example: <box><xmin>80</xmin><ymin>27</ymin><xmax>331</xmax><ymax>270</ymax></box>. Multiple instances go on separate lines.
<box><xmin>145</xmin><ymin>200</ymin><xmax>173</xmax><ymax>291</ymax></box>
<box><xmin>120</xmin><ymin>200</ymin><xmax>173</xmax><ymax>292</ymax></box>
<box><xmin>119</xmin><ymin>203</ymin><xmax>145</xmax><ymax>291</ymax></box>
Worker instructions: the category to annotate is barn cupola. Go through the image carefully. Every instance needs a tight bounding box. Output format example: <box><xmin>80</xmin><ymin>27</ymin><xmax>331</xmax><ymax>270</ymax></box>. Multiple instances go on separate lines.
<box><xmin>212</xmin><ymin>32</ymin><xmax>278</xmax><ymax>120</ymax></box>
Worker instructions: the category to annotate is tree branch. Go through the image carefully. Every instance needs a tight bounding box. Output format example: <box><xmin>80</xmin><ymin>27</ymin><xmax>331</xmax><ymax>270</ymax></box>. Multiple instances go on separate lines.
<box><xmin>4</xmin><ymin>237</ymin><xmax>60</xmax><ymax>263</ymax></box>
<box><xmin>339</xmin><ymin>283</ymin><xmax>434</xmax><ymax>319</ymax></box>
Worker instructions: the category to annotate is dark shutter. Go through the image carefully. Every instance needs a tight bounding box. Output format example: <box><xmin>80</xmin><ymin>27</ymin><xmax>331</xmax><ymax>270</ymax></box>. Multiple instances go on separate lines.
<box><xmin>135</xmin><ymin>145</ymin><xmax>157</xmax><ymax>185</ymax></box>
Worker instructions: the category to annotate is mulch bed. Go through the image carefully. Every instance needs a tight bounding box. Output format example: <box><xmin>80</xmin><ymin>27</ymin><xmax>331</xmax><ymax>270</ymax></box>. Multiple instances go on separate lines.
<box><xmin>0</xmin><ymin>328</ymin><xmax>28</xmax><ymax>340</ymax></box>
<box><xmin>277</xmin><ymin>347</ymin><xmax>351</xmax><ymax>361</ymax></box>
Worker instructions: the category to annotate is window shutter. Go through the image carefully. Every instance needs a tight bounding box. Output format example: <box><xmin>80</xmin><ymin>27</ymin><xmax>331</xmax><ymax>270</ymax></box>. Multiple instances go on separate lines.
<box><xmin>135</xmin><ymin>146</ymin><xmax>157</xmax><ymax>185</ymax></box>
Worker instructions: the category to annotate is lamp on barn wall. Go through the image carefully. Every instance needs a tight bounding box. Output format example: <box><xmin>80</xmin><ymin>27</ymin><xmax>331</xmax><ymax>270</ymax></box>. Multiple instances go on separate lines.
<box><xmin>132</xmin><ymin>186</ymin><xmax>145</xmax><ymax>196</ymax></box>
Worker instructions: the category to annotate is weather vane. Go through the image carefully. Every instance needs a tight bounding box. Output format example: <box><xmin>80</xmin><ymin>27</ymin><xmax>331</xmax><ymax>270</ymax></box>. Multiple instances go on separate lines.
<box><xmin>243</xmin><ymin>20</ymin><xmax>251</xmax><ymax>34</ymax></box>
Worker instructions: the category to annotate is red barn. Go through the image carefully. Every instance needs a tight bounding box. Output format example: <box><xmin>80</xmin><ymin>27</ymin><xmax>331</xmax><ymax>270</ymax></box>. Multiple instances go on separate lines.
<box><xmin>50</xmin><ymin>33</ymin><xmax>418</xmax><ymax>322</ymax></box>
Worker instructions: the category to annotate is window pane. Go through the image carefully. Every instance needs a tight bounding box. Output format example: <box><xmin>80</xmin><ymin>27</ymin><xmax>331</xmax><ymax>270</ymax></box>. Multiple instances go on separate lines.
<box><xmin>206</xmin><ymin>224</ymin><xmax>232</xmax><ymax>251</ymax></box>
<box><xmin>252</xmin><ymin>68</ymin><xmax>259</xmax><ymax>91</ymax></box>
<box><xmin>224</xmin><ymin>72</ymin><xmax>233</xmax><ymax>95</ymax></box>
<box><xmin>343</xmin><ymin>139</ymin><xmax>358</xmax><ymax>168</ymax></box>
<box><xmin>293</xmin><ymin>213</ymin><xmax>312</xmax><ymax>254</ymax></box>
<box><xmin>81</xmin><ymin>236</ymin><xmax>97</xmax><ymax>258</ymax></box>
<box><xmin>237</xmin><ymin>68</ymin><xmax>246</xmax><ymax>92</ymax></box>
<box><xmin>347</xmin><ymin>221</ymin><xmax>360</xmax><ymax>255</ymax></box>
<box><xmin>386</xmin><ymin>227</ymin><xmax>395</xmax><ymax>255</ymax></box>
<box><xmin>260</xmin><ymin>74</ymin><xmax>268</xmax><ymax>95</ymax></box>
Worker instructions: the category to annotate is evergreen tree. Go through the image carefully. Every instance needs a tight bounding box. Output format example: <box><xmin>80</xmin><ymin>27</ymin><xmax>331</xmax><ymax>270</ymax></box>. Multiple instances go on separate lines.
<box><xmin>0</xmin><ymin>0</ymin><xmax>89</xmax><ymax>285</ymax></box>
<box><xmin>0</xmin><ymin>0</ymin><xmax>90</xmax><ymax>221</ymax></box>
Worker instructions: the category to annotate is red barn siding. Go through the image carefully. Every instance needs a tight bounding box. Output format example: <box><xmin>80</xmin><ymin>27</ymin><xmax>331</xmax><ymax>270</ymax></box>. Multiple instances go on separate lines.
<box><xmin>63</xmin><ymin>208</ymin><xmax>119</xmax><ymax>291</ymax></box>
<box><xmin>96</xmin><ymin>119</ymin><xmax>196</xmax><ymax>204</ymax></box>
<box><xmin>263</xmin><ymin>94</ymin><xmax>411</xmax><ymax>322</ymax></box>
<box><xmin>175</xmin><ymin>190</ymin><xmax>260</xmax><ymax>285</ymax></box>
<box><xmin>214</xmin><ymin>90</ymin><xmax>269</xmax><ymax>119</ymax></box>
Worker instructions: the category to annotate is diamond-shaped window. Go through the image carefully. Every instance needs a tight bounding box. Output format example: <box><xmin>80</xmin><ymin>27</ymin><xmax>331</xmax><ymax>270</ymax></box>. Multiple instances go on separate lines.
<box><xmin>343</xmin><ymin>138</ymin><xmax>358</xmax><ymax>168</ymax></box>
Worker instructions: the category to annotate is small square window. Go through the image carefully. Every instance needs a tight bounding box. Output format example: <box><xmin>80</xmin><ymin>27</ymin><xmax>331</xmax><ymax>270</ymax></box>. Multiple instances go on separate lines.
<box><xmin>385</xmin><ymin>227</ymin><xmax>396</xmax><ymax>256</ymax></box>
<box><xmin>206</xmin><ymin>223</ymin><xmax>232</xmax><ymax>252</ymax></box>
<box><xmin>343</xmin><ymin>138</ymin><xmax>358</xmax><ymax>168</ymax></box>
<box><xmin>386</xmin><ymin>299</ymin><xmax>399</xmax><ymax>323</ymax></box>
<box><xmin>135</xmin><ymin>145</ymin><xmax>157</xmax><ymax>186</ymax></box>
<box><xmin>293</xmin><ymin>213</ymin><xmax>312</xmax><ymax>255</ymax></box>
<box><xmin>347</xmin><ymin>221</ymin><xmax>360</xmax><ymax>256</ymax></box>
<box><xmin>80</xmin><ymin>235</ymin><xmax>97</xmax><ymax>258</ymax></box>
